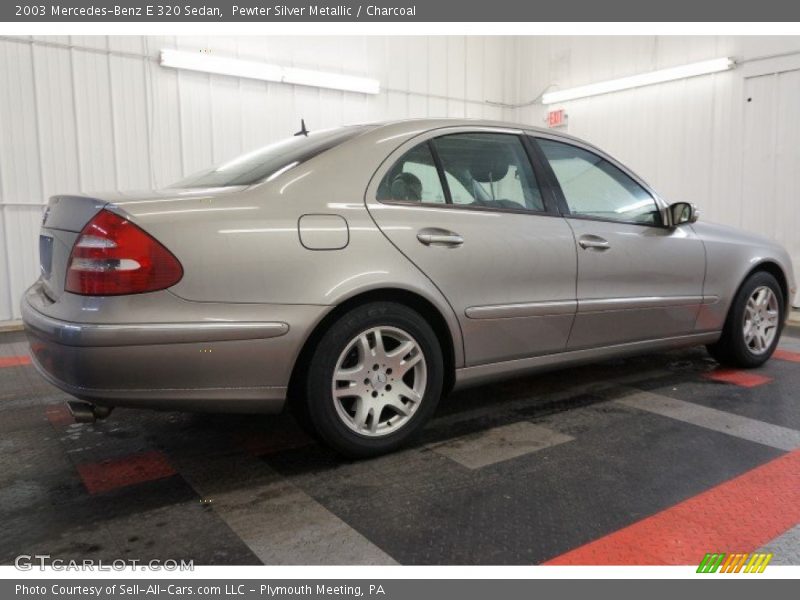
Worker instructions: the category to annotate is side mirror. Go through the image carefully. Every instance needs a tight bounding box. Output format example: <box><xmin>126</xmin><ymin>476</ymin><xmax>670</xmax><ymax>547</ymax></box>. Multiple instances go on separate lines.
<box><xmin>669</xmin><ymin>202</ymin><xmax>699</xmax><ymax>227</ymax></box>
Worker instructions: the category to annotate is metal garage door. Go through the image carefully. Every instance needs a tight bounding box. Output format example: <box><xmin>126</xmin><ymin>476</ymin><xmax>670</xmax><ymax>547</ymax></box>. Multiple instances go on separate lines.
<box><xmin>743</xmin><ymin>69</ymin><xmax>800</xmax><ymax>307</ymax></box>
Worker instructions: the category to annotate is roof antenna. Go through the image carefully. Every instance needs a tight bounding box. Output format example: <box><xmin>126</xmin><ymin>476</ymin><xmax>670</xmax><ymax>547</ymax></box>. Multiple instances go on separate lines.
<box><xmin>294</xmin><ymin>119</ymin><xmax>309</xmax><ymax>137</ymax></box>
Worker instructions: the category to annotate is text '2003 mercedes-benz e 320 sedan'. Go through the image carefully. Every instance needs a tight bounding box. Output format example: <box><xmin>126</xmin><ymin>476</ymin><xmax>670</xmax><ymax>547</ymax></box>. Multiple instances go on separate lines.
<box><xmin>22</xmin><ymin>119</ymin><xmax>796</xmax><ymax>457</ymax></box>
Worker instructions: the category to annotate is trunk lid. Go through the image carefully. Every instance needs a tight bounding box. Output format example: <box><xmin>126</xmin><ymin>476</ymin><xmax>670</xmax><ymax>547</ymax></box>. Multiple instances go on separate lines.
<box><xmin>38</xmin><ymin>187</ymin><xmax>244</xmax><ymax>301</ymax></box>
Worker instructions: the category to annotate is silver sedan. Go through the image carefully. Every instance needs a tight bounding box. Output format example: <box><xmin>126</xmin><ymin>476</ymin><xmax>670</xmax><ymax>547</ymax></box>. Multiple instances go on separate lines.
<box><xmin>22</xmin><ymin>119</ymin><xmax>796</xmax><ymax>457</ymax></box>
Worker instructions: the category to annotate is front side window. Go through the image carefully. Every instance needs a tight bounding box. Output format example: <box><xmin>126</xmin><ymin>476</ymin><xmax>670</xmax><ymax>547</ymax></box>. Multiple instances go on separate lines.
<box><xmin>376</xmin><ymin>143</ymin><xmax>446</xmax><ymax>204</ymax></box>
<box><xmin>432</xmin><ymin>133</ymin><xmax>544</xmax><ymax>211</ymax></box>
<box><xmin>537</xmin><ymin>139</ymin><xmax>660</xmax><ymax>225</ymax></box>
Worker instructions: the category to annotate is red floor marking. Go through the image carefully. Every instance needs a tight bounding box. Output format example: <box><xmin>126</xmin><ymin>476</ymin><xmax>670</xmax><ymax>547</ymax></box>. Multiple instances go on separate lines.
<box><xmin>545</xmin><ymin>449</ymin><xmax>800</xmax><ymax>565</ymax></box>
<box><xmin>704</xmin><ymin>368</ymin><xmax>772</xmax><ymax>388</ymax></box>
<box><xmin>774</xmin><ymin>349</ymin><xmax>800</xmax><ymax>363</ymax></box>
<box><xmin>0</xmin><ymin>355</ymin><xmax>31</xmax><ymax>368</ymax></box>
<box><xmin>77</xmin><ymin>450</ymin><xmax>176</xmax><ymax>495</ymax></box>
<box><xmin>45</xmin><ymin>404</ymin><xmax>74</xmax><ymax>427</ymax></box>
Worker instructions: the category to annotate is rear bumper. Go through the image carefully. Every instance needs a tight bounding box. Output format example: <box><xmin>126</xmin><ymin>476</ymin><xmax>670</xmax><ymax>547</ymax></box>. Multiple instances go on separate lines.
<box><xmin>21</xmin><ymin>283</ymin><xmax>327</xmax><ymax>413</ymax></box>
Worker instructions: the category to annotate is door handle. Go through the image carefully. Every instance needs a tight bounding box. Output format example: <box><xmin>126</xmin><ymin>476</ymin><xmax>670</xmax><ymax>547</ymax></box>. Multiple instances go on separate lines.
<box><xmin>578</xmin><ymin>235</ymin><xmax>610</xmax><ymax>251</ymax></box>
<box><xmin>417</xmin><ymin>228</ymin><xmax>464</xmax><ymax>247</ymax></box>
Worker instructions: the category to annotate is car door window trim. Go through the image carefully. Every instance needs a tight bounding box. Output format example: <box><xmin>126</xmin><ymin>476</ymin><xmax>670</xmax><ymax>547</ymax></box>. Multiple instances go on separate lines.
<box><xmin>566</xmin><ymin>213</ymin><xmax>668</xmax><ymax>229</ymax></box>
<box><xmin>520</xmin><ymin>134</ymin><xmax>563</xmax><ymax>216</ymax></box>
<box><xmin>427</xmin><ymin>140</ymin><xmax>454</xmax><ymax>206</ymax></box>
<box><xmin>373</xmin><ymin>199</ymin><xmax>571</xmax><ymax>219</ymax></box>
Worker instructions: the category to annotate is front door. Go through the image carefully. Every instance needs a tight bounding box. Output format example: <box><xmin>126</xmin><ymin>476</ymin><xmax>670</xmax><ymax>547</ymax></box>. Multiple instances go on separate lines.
<box><xmin>366</xmin><ymin>129</ymin><xmax>578</xmax><ymax>366</ymax></box>
<box><xmin>533</xmin><ymin>137</ymin><xmax>706</xmax><ymax>350</ymax></box>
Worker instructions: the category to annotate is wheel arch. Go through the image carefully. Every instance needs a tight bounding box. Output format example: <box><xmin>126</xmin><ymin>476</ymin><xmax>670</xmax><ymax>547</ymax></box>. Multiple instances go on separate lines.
<box><xmin>744</xmin><ymin>260</ymin><xmax>789</xmax><ymax>307</ymax></box>
<box><xmin>706</xmin><ymin>258</ymin><xmax>789</xmax><ymax>367</ymax></box>
<box><xmin>287</xmin><ymin>288</ymin><xmax>460</xmax><ymax>405</ymax></box>
<box><xmin>716</xmin><ymin>259</ymin><xmax>790</xmax><ymax>334</ymax></box>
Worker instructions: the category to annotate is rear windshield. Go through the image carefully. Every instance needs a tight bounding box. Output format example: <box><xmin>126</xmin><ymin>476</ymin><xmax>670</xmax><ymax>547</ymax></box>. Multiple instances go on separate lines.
<box><xmin>172</xmin><ymin>125</ymin><xmax>372</xmax><ymax>188</ymax></box>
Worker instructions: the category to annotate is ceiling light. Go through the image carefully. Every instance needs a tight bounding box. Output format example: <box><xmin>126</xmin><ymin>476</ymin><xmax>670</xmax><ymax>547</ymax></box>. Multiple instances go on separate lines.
<box><xmin>160</xmin><ymin>49</ymin><xmax>380</xmax><ymax>95</ymax></box>
<box><xmin>542</xmin><ymin>57</ymin><xmax>734</xmax><ymax>105</ymax></box>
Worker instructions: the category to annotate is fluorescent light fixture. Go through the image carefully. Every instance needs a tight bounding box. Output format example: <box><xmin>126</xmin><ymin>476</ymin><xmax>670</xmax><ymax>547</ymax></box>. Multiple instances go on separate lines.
<box><xmin>542</xmin><ymin>57</ymin><xmax>734</xmax><ymax>105</ymax></box>
<box><xmin>160</xmin><ymin>49</ymin><xmax>380</xmax><ymax>95</ymax></box>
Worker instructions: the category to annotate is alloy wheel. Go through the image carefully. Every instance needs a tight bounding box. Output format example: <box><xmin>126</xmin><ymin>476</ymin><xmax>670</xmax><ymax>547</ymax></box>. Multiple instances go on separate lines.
<box><xmin>743</xmin><ymin>286</ymin><xmax>779</xmax><ymax>355</ymax></box>
<box><xmin>331</xmin><ymin>326</ymin><xmax>427</xmax><ymax>437</ymax></box>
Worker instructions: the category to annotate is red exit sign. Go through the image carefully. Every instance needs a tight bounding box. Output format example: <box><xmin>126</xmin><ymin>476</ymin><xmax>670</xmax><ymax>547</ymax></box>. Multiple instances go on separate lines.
<box><xmin>547</xmin><ymin>109</ymin><xmax>567</xmax><ymax>128</ymax></box>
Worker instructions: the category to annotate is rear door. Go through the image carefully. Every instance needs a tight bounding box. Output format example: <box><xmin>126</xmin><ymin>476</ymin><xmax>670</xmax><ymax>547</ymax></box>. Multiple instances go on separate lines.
<box><xmin>530</xmin><ymin>136</ymin><xmax>706</xmax><ymax>350</ymax></box>
<box><xmin>366</xmin><ymin>128</ymin><xmax>577</xmax><ymax>367</ymax></box>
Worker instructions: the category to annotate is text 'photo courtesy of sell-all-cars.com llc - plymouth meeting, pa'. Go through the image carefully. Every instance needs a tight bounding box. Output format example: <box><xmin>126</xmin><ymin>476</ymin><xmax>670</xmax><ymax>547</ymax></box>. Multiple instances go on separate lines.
<box><xmin>21</xmin><ymin>118</ymin><xmax>796</xmax><ymax>458</ymax></box>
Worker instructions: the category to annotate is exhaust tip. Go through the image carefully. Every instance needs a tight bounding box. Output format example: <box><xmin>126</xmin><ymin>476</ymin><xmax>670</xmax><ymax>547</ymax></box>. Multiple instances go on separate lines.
<box><xmin>67</xmin><ymin>400</ymin><xmax>113</xmax><ymax>423</ymax></box>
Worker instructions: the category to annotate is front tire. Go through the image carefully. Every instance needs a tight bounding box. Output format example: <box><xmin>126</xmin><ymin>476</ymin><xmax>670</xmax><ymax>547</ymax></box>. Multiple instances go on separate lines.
<box><xmin>706</xmin><ymin>271</ymin><xmax>784</xmax><ymax>368</ymax></box>
<box><xmin>304</xmin><ymin>301</ymin><xmax>444</xmax><ymax>458</ymax></box>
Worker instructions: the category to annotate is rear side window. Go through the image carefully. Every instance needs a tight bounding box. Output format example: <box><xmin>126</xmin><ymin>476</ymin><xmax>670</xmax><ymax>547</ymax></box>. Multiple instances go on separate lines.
<box><xmin>377</xmin><ymin>132</ymin><xmax>545</xmax><ymax>213</ymax></box>
<box><xmin>537</xmin><ymin>139</ymin><xmax>660</xmax><ymax>225</ymax></box>
<box><xmin>173</xmin><ymin>125</ymin><xmax>372</xmax><ymax>188</ymax></box>
<box><xmin>432</xmin><ymin>133</ymin><xmax>544</xmax><ymax>211</ymax></box>
<box><xmin>376</xmin><ymin>143</ymin><xmax>446</xmax><ymax>204</ymax></box>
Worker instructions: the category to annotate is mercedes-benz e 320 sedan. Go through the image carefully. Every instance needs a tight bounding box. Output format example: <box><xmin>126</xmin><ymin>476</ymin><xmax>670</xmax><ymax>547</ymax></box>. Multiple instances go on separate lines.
<box><xmin>23</xmin><ymin>119</ymin><xmax>796</xmax><ymax>456</ymax></box>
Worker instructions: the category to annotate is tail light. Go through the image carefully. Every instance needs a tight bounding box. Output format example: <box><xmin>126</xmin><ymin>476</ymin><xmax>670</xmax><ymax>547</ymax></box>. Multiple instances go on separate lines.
<box><xmin>65</xmin><ymin>209</ymin><xmax>183</xmax><ymax>296</ymax></box>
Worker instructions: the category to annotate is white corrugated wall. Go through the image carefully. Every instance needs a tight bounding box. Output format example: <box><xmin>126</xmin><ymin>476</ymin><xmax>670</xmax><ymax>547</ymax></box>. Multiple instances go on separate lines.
<box><xmin>3</xmin><ymin>35</ymin><xmax>800</xmax><ymax>323</ymax></box>
<box><xmin>0</xmin><ymin>35</ymin><xmax>518</xmax><ymax>322</ymax></box>
<box><xmin>515</xmin><ymin>36</ymin><xmax>800</xmax><ymax>305</ymax></box>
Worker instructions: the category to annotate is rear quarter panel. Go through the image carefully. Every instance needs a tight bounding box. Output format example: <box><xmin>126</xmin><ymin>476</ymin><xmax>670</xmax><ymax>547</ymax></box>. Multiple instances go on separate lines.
<box><xmin>111</xmin><ymin>123</ymin><xmax>466</xmax><ymax>367</ymax></box>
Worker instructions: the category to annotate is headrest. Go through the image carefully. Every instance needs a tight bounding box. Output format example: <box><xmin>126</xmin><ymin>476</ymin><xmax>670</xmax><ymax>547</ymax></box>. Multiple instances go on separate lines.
<box><xmin>390</xmin><ymin>172</ymin><xmax>423</xmax><ymax>201</ymax></box>
<box><xmin>469</xmin><ymin>151</ymin><xmax>510</xmax><ymax>183</ymax></box>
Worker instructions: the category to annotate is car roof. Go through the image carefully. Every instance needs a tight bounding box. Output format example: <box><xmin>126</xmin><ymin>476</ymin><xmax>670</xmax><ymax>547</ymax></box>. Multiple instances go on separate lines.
<box><xmin>339</xmin><ymin>118</ymin><xmax>661</xmax><ymax>205</ymax></box>
<box><xmin>350</xmin><ymin>117</ymin><xmax>590</xmax><ymax>146</ymax></box>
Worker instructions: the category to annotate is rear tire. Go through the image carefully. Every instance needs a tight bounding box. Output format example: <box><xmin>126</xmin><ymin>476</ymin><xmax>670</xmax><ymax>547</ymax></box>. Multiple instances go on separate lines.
<box><xmin>303</xmin><ymin>301</ymin><xmax>443</xmax><ymax>458</ymax></box>
<box><xmin>706</xmin><ymin>271</ymin><xmax>784</xmax><ymax>368</ymax></box>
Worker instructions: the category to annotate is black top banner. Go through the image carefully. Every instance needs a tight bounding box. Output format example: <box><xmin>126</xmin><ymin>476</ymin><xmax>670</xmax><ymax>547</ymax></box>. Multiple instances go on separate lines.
<box><xmin>5</xmin><ymin>0</ymin><xmax>800</xmax><ymax>21</ymax></box>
